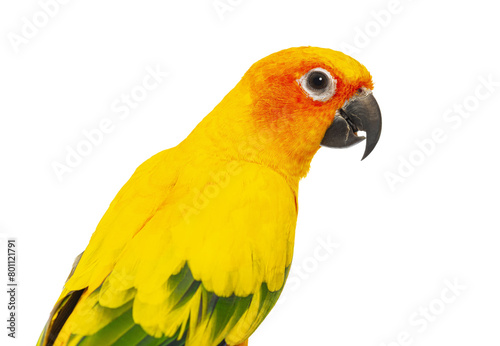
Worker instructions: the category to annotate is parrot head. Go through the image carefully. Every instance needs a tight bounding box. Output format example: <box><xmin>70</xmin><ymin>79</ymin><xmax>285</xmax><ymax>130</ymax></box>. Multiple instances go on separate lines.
<box><xmin>185</xmin><ymin>46</ymin><xmax>382</xmax><ymax>179</ymax></box>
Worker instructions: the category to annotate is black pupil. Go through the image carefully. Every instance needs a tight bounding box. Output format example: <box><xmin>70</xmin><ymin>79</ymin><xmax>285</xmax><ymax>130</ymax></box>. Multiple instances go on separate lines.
<box><xmin>308</xmin><ymin>72</ymin><xmax>328</xmax><ymax>90</ymax></box>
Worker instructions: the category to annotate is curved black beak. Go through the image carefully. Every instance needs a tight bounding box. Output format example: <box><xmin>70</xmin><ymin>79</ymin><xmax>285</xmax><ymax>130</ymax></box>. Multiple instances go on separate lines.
<box><xmin>321</xmin><ymin>91</ymin><xmax>382</xmax><ymax>160</ymax></box>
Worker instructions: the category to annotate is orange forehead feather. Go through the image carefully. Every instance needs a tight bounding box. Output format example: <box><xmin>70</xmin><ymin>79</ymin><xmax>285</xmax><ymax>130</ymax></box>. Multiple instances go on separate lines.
<box><xmin>245</xmin><ymin>46</ymin><xmax>373</xmax><ymax>100</ymax></box>
<box><xmin>242</xmin><ymin>47</ymin><xmax>373</xmax><ymax>127</ymax></box>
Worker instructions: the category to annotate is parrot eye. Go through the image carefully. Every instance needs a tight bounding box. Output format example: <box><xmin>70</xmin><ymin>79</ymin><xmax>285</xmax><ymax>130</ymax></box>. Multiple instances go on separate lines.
<box><xmin>298</xmin><ymin>68</ymin><xmax>336</xmax><ymax>102</ymax></box>
<box><xmin>308</xmin><ymin>72</ymin><xmax>328</xmax><ymax>90</ymax></box>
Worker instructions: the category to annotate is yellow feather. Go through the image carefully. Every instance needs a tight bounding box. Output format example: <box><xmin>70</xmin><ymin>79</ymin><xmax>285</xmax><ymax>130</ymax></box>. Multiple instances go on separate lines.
<box><xmin>42</xmin><ymin>46</ymin><xmax>375</xmax><ymax>345</ymax></box>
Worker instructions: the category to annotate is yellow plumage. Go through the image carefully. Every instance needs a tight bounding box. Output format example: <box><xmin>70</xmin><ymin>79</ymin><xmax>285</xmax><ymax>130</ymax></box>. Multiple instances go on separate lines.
<box><xmin>38</xmin><ymin>46</ymin><xmax>378</xmax><ymax>346</ymax></box>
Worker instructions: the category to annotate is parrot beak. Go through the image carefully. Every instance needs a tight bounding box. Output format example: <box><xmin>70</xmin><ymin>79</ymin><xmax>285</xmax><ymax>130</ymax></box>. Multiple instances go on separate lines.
<box><xmin>320</xmin><ymin>90</ymin><xmax>382</xmax><ymax>160</ymax></box>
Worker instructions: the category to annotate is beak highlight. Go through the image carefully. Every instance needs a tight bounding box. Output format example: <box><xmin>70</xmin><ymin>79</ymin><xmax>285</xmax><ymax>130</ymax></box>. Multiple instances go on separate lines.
<box><xmin>320</xmin><ymin>91</ymin><xmax>382</xmax><ymax>160</ymax></box>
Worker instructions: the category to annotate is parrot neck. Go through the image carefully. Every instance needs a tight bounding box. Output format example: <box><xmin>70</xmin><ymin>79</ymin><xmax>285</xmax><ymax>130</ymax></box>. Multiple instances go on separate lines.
<box><xmin>179</xmin><ymin>95</ymin><xmax>321</xmax><ymax>187</ymax></box>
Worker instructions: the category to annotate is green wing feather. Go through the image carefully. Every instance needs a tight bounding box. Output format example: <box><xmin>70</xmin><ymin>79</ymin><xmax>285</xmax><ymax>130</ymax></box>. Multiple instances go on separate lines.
<box><xmin>39</xmin><ymin>264</ymin><xmax>289</xmax><ymax>346</ymax></box>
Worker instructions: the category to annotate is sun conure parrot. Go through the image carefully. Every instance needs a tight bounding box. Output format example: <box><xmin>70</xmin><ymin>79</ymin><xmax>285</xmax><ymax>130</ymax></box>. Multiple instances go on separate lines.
<box><xmin>37</xmin><ymin>46</ymin><xmax>382</xmax><ymax>346</ymax></box>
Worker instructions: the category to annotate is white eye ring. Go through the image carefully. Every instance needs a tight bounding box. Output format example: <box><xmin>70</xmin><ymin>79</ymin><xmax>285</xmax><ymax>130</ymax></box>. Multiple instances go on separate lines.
<box><xmin>298</xmin><ymin>68</ymin><xmax>336</xmax><ymax>102</ymax></box>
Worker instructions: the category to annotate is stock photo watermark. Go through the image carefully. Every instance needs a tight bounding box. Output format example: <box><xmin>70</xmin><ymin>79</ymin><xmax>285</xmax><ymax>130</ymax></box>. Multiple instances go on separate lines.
<box><xmin>212</xmin><ymin>0</ymin><xmax>244</xmax><ymax>21</ymax></box>
<box><xmin>6</xmin><ymin>239</ymin><xmax>17</xmax><ymax>339</ymax></box>
<box><xmin>1</xmin><ymin>231</ymin><xmax>18</xmax><ymax>340</ymax></box>
<box><xmin>51</xmin><ymin>64</ymin><xmax>169</xmax><ymax>182</ymax></box>
<box><xmin>379</xmin><ymin>278</ymin><xmax>466</xmax><ymax>346</ymax></box>
<box><xmin>278</xmin><ymin>235</ymin><xmax>340</xmax><ymax>305</ymax></box>
<box><xmin>179</xmin><ymin>161</ymin><xmax>243</xmax><ymax>224</ymax></box>
<box><xmin>6</xmin><ymin>0</ymin><xmax>72</xmax><ymax>54</ymax></box>
<box><xmin>179</xmin><ymin>105</ymin><xmax>299</xmax><ymax>223</ymax></box>
<box><xmin>384</xmin><ymin>74</ymin><xmax>499</xmax><ymax>192</ymax></box>
<box><xmin>335</xmin><ymin>0</ymin><xmax>415</xmax><ymax>56</ymax></box>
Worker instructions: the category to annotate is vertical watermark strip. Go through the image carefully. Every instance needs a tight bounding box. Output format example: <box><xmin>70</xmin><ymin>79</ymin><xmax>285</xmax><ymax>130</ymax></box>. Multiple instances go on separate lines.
<box><xmin>6</xmin><ymin>239</ymin><xmax>17</xmax><ymax>338</ymax></box>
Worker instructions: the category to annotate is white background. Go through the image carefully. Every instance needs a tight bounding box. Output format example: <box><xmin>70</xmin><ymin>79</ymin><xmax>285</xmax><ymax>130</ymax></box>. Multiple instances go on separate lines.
<box><xmin>1</xmin><ymin>0</ymin><xmax>499</xmax><ymax>345</ymax></box>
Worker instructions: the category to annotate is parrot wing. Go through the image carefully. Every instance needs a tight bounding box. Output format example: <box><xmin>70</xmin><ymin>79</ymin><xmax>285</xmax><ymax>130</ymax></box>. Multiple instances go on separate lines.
<box><xmin>37</xmin><ymin>253</ymin><xmax>84</xmax><ymax>345</ymax></box>
<box><xmin>38</xmin><ymin>148</ymin><xmax>297</xmax><ymax>346</ymax></box>
<box><xmin>41</xmin><ymin>264</ymin><xmax>288</xmax><ymax>346</ymax></box>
